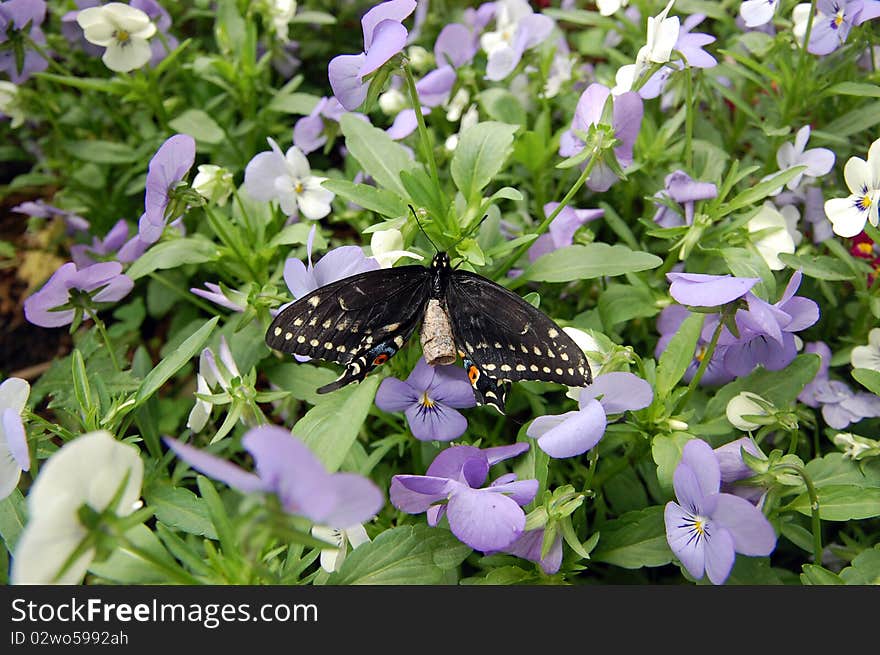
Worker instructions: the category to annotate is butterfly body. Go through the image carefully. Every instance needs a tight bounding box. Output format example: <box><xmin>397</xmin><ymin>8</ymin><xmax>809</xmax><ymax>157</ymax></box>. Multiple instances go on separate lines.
<box><xmin>266</xmin><ymin>252</ymin><xmax>592</xmax><ymax>412</ymax></box>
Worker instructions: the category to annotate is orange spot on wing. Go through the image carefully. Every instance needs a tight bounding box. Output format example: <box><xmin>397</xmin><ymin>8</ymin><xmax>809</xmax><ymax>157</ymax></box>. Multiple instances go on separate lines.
<box><xmin>373</xmin><ymin>353</ymin><xmax>389</xmax><ymax>366</ymax></box>
<box><xmin>468</xmin><ymin>365</ymin><xmax>480</xmax><ymax>385</ymax></box>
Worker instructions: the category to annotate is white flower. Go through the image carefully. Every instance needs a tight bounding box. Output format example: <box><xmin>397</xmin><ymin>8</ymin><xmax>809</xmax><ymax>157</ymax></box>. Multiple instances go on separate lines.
<box><xmin>406</xmin><ymin>45</ymin><xmax>433</xmax><ymax>71</ymax></box>
<box><xmin>244</xmin><ymin>138</ymin><xmax>334</xmax><ymax>220</ymax></box>
<box><xmin>613</xmin><ymin>0</ymin><xmax>680</xmax><ymax>93</ymax></box>
<box><xmin>268</xmin><ymin>0</ymin><xmax>297</xmax><ymax>42</ymax></box>
<box><xmin>740</xmin><ymin>0</ymin><xmax>779</xmax><ymax>28</ymax></box>
<box><xmin>544</xmin><ymin>52</ymin><xmax>574</xmax><ymax>98</ymax></box>
<box><xmin>480</xmin><ymin>0</ymin><xmax>534</xmax><ymax>56</ymax></box>
<box><xmin>444</xmin><ymin>104</ymin><xmax>479</xmax><ymax>151</ymax></box>
<box><xmin>192</xmin><ymin>164</ymin><xmax>234</xmax><ymax>206</ymax></box>
<box><xmin>0</xmin><ymin>378</ymin><xmax>30</xmax><ymax>501</ymax></box>
<box><xmin>369</xmin><ymin>229</ymin><xmax>423</xmax><ymax>268</ymax></box>
<box><xmin>0</xmin><ymin>81</ymin><xmax>25</xmax><ymax>128</ymax></box>
<box><xmin>76</xmin><ymin>3</ymin><xmax>157</xmax><ymax>73</ymax></box>
<box><xmin>824</xmin><ymin>138</ymin><xmax>880</xmax><ymax>238</ymax></box>
<box><xmin>12</xmin><ymin>431</ymin><xmax>144</xmax><ymax>584</ymax></box>
<box><xmin>726</xmin><ymin>392</ymin><xmax>771</xmax><ymax>431</ymax></box>
<box><xmin>187</xmin><ymin>336</ymin><xmax>241</xmax><ymax>433</ymax></box>
<box><xmin>780</xmin><ymin>203</ymin><xmax>803</xmax><ymax>248</ymax></box>
<box><xmin>832</xmin><ymin>432</ymin><xmax>880</xmax><ymax>460</ymax></box>
<box><xmin>597</xmin><ymin>0</ymin><xmax>629</xmax><ymax>17</ymax></box>
<box><xmin>748</xmin><ymin>201</ymin><xmax>796</xmax><ymax>271</ymax></box>
<box><xmin>444</xmin><ymin>88</ymin><xmax>470</xmax><ymax>123</ymax></box>
<box><xmin>764</xmin><ymin>126</ymin><xmax>835</xmax><ymax>194</ymax></box>
<box><xmin>851</xmin><ymin>328</ymin><xmax>880</xmax><ymax>371</ymax></box>
<box><xmin>311</xmin><ymin>524</ymin><xmax>370</xmax><ymax>573</ymax></box>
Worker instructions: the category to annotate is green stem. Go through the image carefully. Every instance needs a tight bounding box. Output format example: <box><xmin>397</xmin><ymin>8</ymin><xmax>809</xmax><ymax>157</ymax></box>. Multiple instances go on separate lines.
<box><xmin>116</xmin><ymin>535</ymin><xmax>202</xmax><ymax>585</ymax></box>
<box><xmin>795</xmin><ymin>0</ymin><xmax>818</xmax><ymax>89</ymax></box>
<box><xmin>503</xmin><ymin>154</ymin><xmax>599</xmax><ymax>288</ymax></box>
<box><xmin>778</xmin><ymin>464</ymin><xmax>823</xmax><ymax>565</ymax></box>
<box><xmin>684</xmin><ymin>69</ymin><xmax>694</xmax><ymax>171</ymax></box>
<box><xmin>402</xmin><ymin>61</ymin><xmax>444</xmax><ymax>221</ymax></box>
<box><xmin>148</xmin><ymin>272</ymin><xmax>218</xmax><ymax>314</ymax></box>
<box><xmin>87</xmin><ymin>309</ymin><xmax>121</xmax><ymax>372</ymax></box>
<box><xmin>676</xmin><ymin>314</ymin><xmax>724</xmax><ymax>413</ymax></box>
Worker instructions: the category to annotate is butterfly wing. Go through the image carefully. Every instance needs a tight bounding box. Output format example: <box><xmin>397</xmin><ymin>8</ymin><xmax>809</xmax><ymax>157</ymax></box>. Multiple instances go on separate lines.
<box><xmin>446</xmin><ymin>270</ymin><xmax>592</xmax><ymax>412</ymax></box>
<box><xmin>266</xmin><ymin>265</ymin><xmax>431</xmax><ymax>393</ymax></box>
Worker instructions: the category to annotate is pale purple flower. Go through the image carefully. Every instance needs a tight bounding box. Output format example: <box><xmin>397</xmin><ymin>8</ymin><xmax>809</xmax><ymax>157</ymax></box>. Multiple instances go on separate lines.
<box><xmin>675</xmin><ymin>15</ymin><xmax>717</xmax><ymax>68</ymax></box>
<box><xmin>0</xmin><ymin>377</ymin><xmax>30</xmax><ymax>501</ymax></box>
<box><xmin>765</xmin><ymin>126</ymin><xmax>835</xmax><ymax>195</ymax></box>
<box><xmin>715</xmin><ymin>437</ymin><xmax>767</xmax><ymax>505</ymax></box>
<box><xmin>528</xmin><ymin>202</ymin><xmax>603</xmax><ymax>262</ymax></box>
<box><xmin>526</xmin><ymin>372</ymin><xmax>653</xmax><ymax>458</ymax></box>
<box><xmin>665</xmin><ymin>439</ymin><xmax>777</xmax><ymax>585</ymax></box>
<box><xmin>494</xmin><ymin>528</ymin><xmax>563</xmax><ymax>574</ymax></box>
<box><xmin>328</xmin><ymin>0</ymin><xmax>417</xmax><ymax>111</ymax></box>
<box><xmin>375</xmin><ymin>358</ymin><xmax>476</xmax><ymax>441</ymax></box>
<box><xmin>165</xmin><ymin>426</ymin><xmax>384</xmax><ymax>528</ymax></box>
<box><xmin>139</xmin><ymin>134</ymin><xmax>196</xmax><ymax>244</ymax></box>
<box><xmin>721</xmin><ymin>270</ymin><xmax>820</xmax><ymax>377</ymax></box>
<box><xmin>61</xmin><ymin>0</ymin><xmax>103</xmax><ymax>56</ymax></box>
<box><xmin>385</xmin><ymin>108</ymin><xmax>422</xmax><ymax>140</ymax></box>
<box><xmin>653</xmin><ymin>170</ymin><xmax>718</xmax><ymax>228</ymax></box>
<box><xmin>794</xmin><ymin>0</ymin><xmax>880</xmax><ymax>55</ymax></box>
<box><xmin>804</xmin><ymin>186</ymin><xmax>834</xmax><ymax>243</ymax></box>
<box><xmin>415</xmin><ymin>65</ymin><xmax>456</xmax><ymax>107</ymax></box>
<box><xmin>0</xmin><ymin>0</ymin><xmax>49</xmax><ymax>83</ymax></box>
<box><xmin>130</xmin><ymin>0</ymin><xmax>178</xmax><ymax>67</ymax></box>
<box><xmin>390</xmin><ymin>442</ymin><xmax>538</xmax><ymax>551</ymax></box>
<box><xmin>190</xmin><ymin>282</ymin><xmax>247</xmax><ymax>313</ymax></box>
<box><xmin>434</xmin><ymin>22</ymin><xmax>479</xmax><ymax>68</ymax></box>
<box><xmin>666</xmin><ymin>272</ymin><xmax>759</xmax><ymax>307</ymax></box>
<box><xmin>797</xmin><ymin>341</ymin><xmax>832</xmax><ymax>408</ymax></box>
<box><xmin>558</xmin><ymin>83</ymin><xmax>643</xmax><ymax>192</ymax></box>
<box><xmin>23</xmin><ymin>262</ymin><xmax>134</xmax><ymax>328</ymax></box>
<box><xmin>70</xmin><ymin>219</ymin><xmax>145</xmax><ymax>267</ymax></box>
<box><xmin>13</xmin><ymin>200</ymin><xmax>90</xmax><ymax>234</ymax></box>
<box><xmin>293</xmin><ymin>96</ymin><xmax>347</xmax><ymax>154</ymax></box>
<box><xmin>480</xmin><ymin>0</ymin><xmax>554</xmax><ymax>81</ymax></box>
<box><xmin>814</xmin><ymin>380</ymin><xmax>880</xmax><ymax>428</ymax></box>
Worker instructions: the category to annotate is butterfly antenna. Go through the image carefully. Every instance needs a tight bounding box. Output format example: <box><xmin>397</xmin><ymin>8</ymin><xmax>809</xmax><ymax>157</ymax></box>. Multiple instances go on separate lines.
<box><xmin>409</xmin><ymin>204</ymin><xmax>440</xmax><ymax>254</ymax></box>
<box><xmin>454</xmin><ymin>213</ymin><xmax>489</xmax><ymax>248</ymax></box>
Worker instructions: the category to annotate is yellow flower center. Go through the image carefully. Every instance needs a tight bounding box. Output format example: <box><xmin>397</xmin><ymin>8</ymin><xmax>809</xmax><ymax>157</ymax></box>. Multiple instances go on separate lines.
<box><xmin>857</xmin><ymin>242</ymin><xmax>874</xmax><ymax>255</ymax></box>
<box><xmin>695</xmin><ymin>345</ymin><xmax>707</xmax><ymax>363</ymax></box>
<box><xmin>419</xmin><ymin>392</ymin><xmax>435</xmax><ymax>409</ymax></box>
<box><xmin>114</xmin><ymin>29</ymin><xmax>131</xmax><ymax>44</ymax></box>
<box><xmin>693</xmin><ymin>518</ymin><xmax>705</xmax><ymax>535</ymax></box>
<box><xmin>834</xmin><ymin>12</ymin><xmax>845</xmax><ymax>27</ymax></box>
<box><xmin>295</xmin><ymin>182</ymin><xmax>304</xmax><ymax>194</ymax></box>
<box><xmin>858</xmin><ymin>194</ymin><xmax>873</xmax><ymax>211</ymax></box>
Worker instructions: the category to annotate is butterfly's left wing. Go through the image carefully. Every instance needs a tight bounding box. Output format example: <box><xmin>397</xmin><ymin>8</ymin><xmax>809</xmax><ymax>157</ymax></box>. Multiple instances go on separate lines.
<box><xmin>446</xmin><ymin>270</ymin><xmax>592</xmax><ymax>412</ymax></box>
<box><xmin>266</xmin><ymin>265</ymin><xmax>431</xmax><ymax>393</ymax></box>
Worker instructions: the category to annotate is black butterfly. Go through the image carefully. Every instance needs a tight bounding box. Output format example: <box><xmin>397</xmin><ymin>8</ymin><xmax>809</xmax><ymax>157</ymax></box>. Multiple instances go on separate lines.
<box><xmin>265</xmin><ymin>251</ymin><xmax>592</xmax><ymax>413</ymax></box>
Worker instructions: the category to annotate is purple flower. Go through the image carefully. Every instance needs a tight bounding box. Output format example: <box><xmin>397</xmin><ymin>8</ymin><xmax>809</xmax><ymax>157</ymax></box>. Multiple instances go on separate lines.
<box><xmin>130</xmin><ymin>0</ymin><xmax>178</xmax><ymax>67</ymax></box>
<box><xmin>23</xmin><ymin>262</ymin><xmax>134</xmax><ymax>328</ymax></box>
<box><xmin>495</xmin><ymin>528</ymin><xmax>563</xmax><ymax>574</ymax></box>
<box><xmin>795</xmin><ymin>0</ymin><xmax>880</xmax><ymax>56</ymax></box>
<box><xmin>61</xmin><ymin>0</ymin><xmax>103</xmax><ymax>56</ymax></box>
<box><xmin>714</xmin><ymin>437</ymin><xmax>767</xmax><ymax>505</ymax></box>
<box><xmin>721</xmin><ymin>271</ymin><xmax>820</xmax><ymax>377</ymax></box>
<box><xmin>655</xmin><ymin>306</ymin><xmax>735</xmax><ymax>386</ymax></box>
<box><xmin>190</xmin><ymin>282</ymin><xmax>247</xmax><ymax>313</ymax></box>
<box><xmin>675</xmin><ymin>14</ymin><xmax>717</xmax><ymax>69</ymax></box>
<box><xmin>328</xmin><ymin>0</ymin><xmax>417</xmax><ymax>111</ymax></box>
<box><xmin>13</xmin><ymin>200</ymin><xmax>90</xmax><ymax>234</ymax></box>
<box><xmin>480</xmin><ymin>0</ymin><xmax>554</xmax><ymax>81</ymax></box>
<box><xmin>165</xmin><ymin>426</ymin><xmax>384</xmax><ymax>528</ymax></box>
<box><xmin>434</xmin><ymin>22</ymin><xmax>478</xmax><ymax>68</ymax></box>
<box><xmin>797</xmin><ymin>341</ymin><xmax>832</xmax><ymax>408</ymax></box>
<box><xmin>652</xmin><ymin>170</ymin><xmax>718</xmax><ymax>228</ymax></box>
<box><xmin>70</xmin><ymin>219</ymin><xmax>145</xmax><ymax>267</ymax></box>
<box><xmin>283</xmin><ymin>225</ymin><xmax>379</xmax><ymax>303</ymax></box>
<box><xmin>292</xmin><ymin>96</ymin><xmax>347</xmax><ymax>154</ymax></box>
<box><xmin>415</xmin><ymin>65</ymin><xmax>456</xmax><ymax>107</ymax></box>
<box><xmin>666</xmin><ymin>272</ymin><xmax>759</xmax><ymax>307</ymax></box>
<box><xmin>390</xmin><ymin>442</ymin><xmax>538</xmax><ymax>551</ymax></box>
<box><xmin>139</xmin><ymin>134</ymin><xmax>196</xmax><ymax>244</ymax></box>
<box><xmin>527</xmin><ymin>372</ymin><xmax>653</xmax><ymax>458</ymax></box>
<box><xmin>0</xmin><ymin>0</ymin><xmax>49</xmax><ymax>83</ymax></box>
<box><xmin>528</xmin><ymin>202</ymin><xmax>603</xmax><ymax>262</ymax></box>
<box><xmin>558</xmin><ymin>83</ymin><xmax>643</xmax><ymax>192</ymax></box>
<box><xmin>803</xmin><ymin>186</ymin><xmax>834</xmax><ymax>243</ymax></box>
<box><xmin>814</xmin><ymin>380</ymin><xmax>880</xmax><ymax>428</ymax></box>
<box><xmin>664</xmin><ymin>439</ymin><xmax>777</xmax><ymax>585</ymax></box>
<box><xmin>375</xmin><ymin>358</ymin><xmax>476</xmax><ymax>441</ymax></box>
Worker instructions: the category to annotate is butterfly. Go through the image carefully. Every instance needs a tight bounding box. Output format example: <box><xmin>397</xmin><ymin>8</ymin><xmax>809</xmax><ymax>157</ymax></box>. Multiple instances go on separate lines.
<box><xmin>265</xmin><ymin>251</ymin><xmax>593</xmax><ymax>413</ymax></box>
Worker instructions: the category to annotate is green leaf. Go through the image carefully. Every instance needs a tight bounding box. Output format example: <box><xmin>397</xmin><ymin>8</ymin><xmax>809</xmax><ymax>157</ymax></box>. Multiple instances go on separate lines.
<box><xmin>168</xmin><ymin>109</ymin><xmax>226</xmax><ymax>145</ymax></box>
<box><xmin>134</xmin><ymin>316</ymin><xmax>219</xmax><ymax>408</ymax></box>
<box><xmin>477</xmin><ymin>89</ymin><xmax>527</xmax><ymax>127</ymax></box>
<box><xmin>651</xmin><ymin>432</ymin><xmax>693</xmax><ymax>493</ymax></box>
<box><xmin>293</xmin><ymin>376</ymin><xmax>381</xmax><ymax>472</ymax></box>
<box><xmin>598</xmin><ymin>284</ymin><xmax>660</xmax><ymax>329</ymax></box>
<box><xmin>148</xmin><ymin>485</ymin><xmax>218</xmax><ymax>539</ymax></box>
<box><xmin>800</xmin><ymin>564</ymin><xmax>846</xmax><ymax>585</ymax></box>
<box><xmin>327</xmin><ymin>525</ymin><xmax>471</xmax><ymax>584</ymax></box>
<box><xmin>821</xmin><ymin>102</ymin><xmax>880</xmax><ymax>140</ymax></box>
<box><xmin>268</xmin><ymin>222</ymin><xmax>328</xmax><ymax>249</ymax></box>
<box><xmin>340</xmin><ymin>113</ymin><xmax>421</xmax><ymax>198</ymax></box>
<box><xmin>321</xmin><ymin>179</ymin><xmax>408</xmax><ymax>218</ymax></box>
<box><xmin>703</xmin><ymin>354</ymin><xmax>821</xmax><ymax>424</ymax></box>
<box><xmin>63</xmin><ymin>139</ymin><xmax>139</xmax><ymax>164</ymax></box>
<box><xmin>126</xmin><ymin>237</ymin><xmax>220</xmax><ymax>280</ymax></box>
<box><xmin>655</xmin><ymin>313</ymin><xmax>704</xmax><ymax>398</ymax></box>
<box><xmin>852</xmin><ymin>368</ymin><xmax>880</xmax><ymax>395</ymax></box>
<box><xmin>722</xmin><ymin>247</ymin><xmax>775</xmax><ymax>299</ymax></box>
<box><xmin>460</xmin><ymin>566</ymin><xmax>536</xmax><ymax>585</ymax></box>
<box><xmin>0</xmin><ymin>489</ymin><xmax>27</xmax><ymax>553</ymax></box>
<box><xmin>591</xmin><ymin>506</ymin><xmax>673</xmax><ymax>569</ymax></box>
<box><xmin>89</xmin><ymin>525</ymin><xmax>178</xmax><ymax>584</ymax></box>
<box><xmin>839</xmin><ymin>545</ymin><xmax>880</xmax><ymax>584</ymax></box>
<box><xmin>822</xmin><ymin>82</ymin><xmax>880</xmax><ymax>98</ymax></box>
<box><xmin>805</xmin><ymin>453</ymin><xmax>880</xmax><ymax>489</ymax></box>
<box><xmin>265</xmin><ymin>362</ymin><xmax>338</xmax><ymax>405</ymax></box>
<box><xmin>721</xmin><ymin>167</ymin><xmax>806</xmax><ymax>215</ymax></box>
<box><xmin>522</xmin><ymin>243</ymin><xmax>662</xmax><ymax>283</ymax></box>
<box><xmin>723</xmin><ymin>557</ymin><xmax>784</xmax><ymax>585</ymax></box>
<box><xmin>291</xmin><ymin>10</ymin><xmax>337</xmax><ymax>24</ymax></box>
<box><xmin>789</xmin><ymin>485</ymin><xmax>880</xmax><ymax>520</ymax></box>
<box><xmin>777</xmin><ymin>253</ymin><xmax>857</xmax><ymax>281</ymax></box>
<box><xmin>451</xmin><ymin>121</ymin><xmax>519</xmax><ymax>203</ymax></box>
<box><xmin>266</xmin><ymin>91</ymin><xmax>321</xmax><ymax>115</ymax></box>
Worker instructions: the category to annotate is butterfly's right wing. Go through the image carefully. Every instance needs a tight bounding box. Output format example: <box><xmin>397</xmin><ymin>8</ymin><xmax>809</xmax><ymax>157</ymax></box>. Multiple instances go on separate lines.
<box><xmin>266</xmin><ymin>265</ymin><xmax>431</xmax><ymax>393</ymax></box>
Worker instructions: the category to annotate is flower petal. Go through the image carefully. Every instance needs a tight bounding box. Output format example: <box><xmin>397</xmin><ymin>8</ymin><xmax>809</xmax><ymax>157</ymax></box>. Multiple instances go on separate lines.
<box><xmin>328</xmin><ymin>53</ymin><xmax>369</xmax><ymax>111</ymax></box>
<box><xmin>446</xmin><ymin>486</ymin><xmax>526</xmax><ymax>551</ymax></box>
<box><xmin>580</xmin><ymin>371</ymin><xmax>653</xmax><ymax>414</ymax></box>
<box><xmin>664</xmin><ymin>502</ymin><xmax>705</xmax><ymax>580</ymax></box>
<box><xmin>703</xmin><ymin>523</ymin><xmax>736</xmax><ymax>585</ymax></box>
<box><xmin>360</xmin><ymin>19</ymin><xmax>408</xmax><ymax>77</ymax></box>
<box><xmin>709</xmin><ymin>493</ymin><xmax>777</xmax><ymax>556</ymax></box>
<box><xmin>530</xmin><ymin>401</ymin><xmax>607</xmax><ymax>458</ymax></box>
<box><xmin>164</xmin><ymin>437</ymin><xmax>266</xmax><ymax>494</ymax></box>
<box><xmin>667</xmin><ymin>272</ymin><xmax>759</xmax><ymax>306</ymax></box>
<box><xmin>317</xmin><ymin>473</ymin><xmax>384</xmax><ymax>528</ymax></box>
<box><xmin>390</xmin><ymin>474</ymin><xmax>455</xmax><ymax>513</ymax></box>
<box><xmin>404</xmin><ymin>402</ymin><xmax>468</xmax><ymax>441</ymax></box>
<box><xmin>375</xmin><ymin>377</ymin><xmax>419</xmax><ymax>412</ymax></box>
